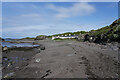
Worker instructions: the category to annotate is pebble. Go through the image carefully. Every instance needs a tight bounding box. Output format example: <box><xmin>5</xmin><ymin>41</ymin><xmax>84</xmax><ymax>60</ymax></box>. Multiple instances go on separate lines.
<box><xmin>15</xmin><ymin>66</ymin><xmax>19</xmax><ymax>69</ymax></box>
<box><xmin>40</xmin><ymin>46</ymin><xmax>45</xmax><ymax>50</ymax></box>
<box><xmin>46</xmin><ymin>70</ymin><xmax>52</xmax><ymax>74</ymax></box>
<box><xmin>35</xmin><ymin>59</ymin><xmax>41</xmax><ymax>63</ymax></box>
<box><xmin>3</xmin><ymin>46</ymin><xmax>8</xmax><ymax>51</ymax></box>
<box><xmin>4</xmin><ymin>58</ymin><xmax>8</xmax><ymax>61</ymax></box>
<box><xmin>79</xmin><ymin>61</ymin><xmax>83</xmax><ymax>64</ymax></box>
<box><xmin>7</xmin><ymin>63</ymin><xmax>12</xmax><ymax>68</ymax></box>
<box><xmin>4</xmin><ymin>72</ymin><xmax>15</xmax><ymax>78</ymax></box>
<box><xmin>116</xmin><ymin>73</ymin><xmax>118</xmax><ymax>76</ymax></box>
<box><xmin>35</xmin><ymin>71</ymin><xmax>38</xmax><ymax>74</ymax></box>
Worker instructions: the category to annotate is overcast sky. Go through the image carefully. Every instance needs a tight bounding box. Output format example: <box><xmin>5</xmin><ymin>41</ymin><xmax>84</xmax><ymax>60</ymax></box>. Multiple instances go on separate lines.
<box><xmin>2</xmin><ymin>2</ymin><xmax>118</xmax><ymax>38</ymax></box>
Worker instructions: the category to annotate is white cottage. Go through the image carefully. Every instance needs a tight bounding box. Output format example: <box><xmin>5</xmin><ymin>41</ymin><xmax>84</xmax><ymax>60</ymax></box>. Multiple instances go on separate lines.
<box><xmin>52</xmin><ymin>35</ymin><xmax>78</xmax><ymax>40</ymax></box>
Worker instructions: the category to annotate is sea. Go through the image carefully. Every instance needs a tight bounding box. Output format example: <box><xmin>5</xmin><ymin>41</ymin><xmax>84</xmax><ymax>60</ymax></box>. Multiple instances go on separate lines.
<box><xmin>1</xmin><ymin>38</ymin><xmax>39</xmax><ymax>47</ymax></box>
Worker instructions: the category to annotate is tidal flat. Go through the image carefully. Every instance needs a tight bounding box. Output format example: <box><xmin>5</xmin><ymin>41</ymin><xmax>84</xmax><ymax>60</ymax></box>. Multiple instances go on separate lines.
<box><xmin>2</xmin><ymin>40</ymin><xmax>120</xmax><ymax>78</ymax></box>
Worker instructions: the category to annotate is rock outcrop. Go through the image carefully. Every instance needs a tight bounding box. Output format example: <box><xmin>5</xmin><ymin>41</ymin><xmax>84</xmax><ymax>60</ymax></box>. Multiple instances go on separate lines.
<box><xmin>35</xmin><ymin>35</ymin><xmax>47</xmax><ymax>40</ymax></box>
<box><xmin>83</xmin><ymin>18</ymin><xmax>120</xmax><ymax>43</ymax></box>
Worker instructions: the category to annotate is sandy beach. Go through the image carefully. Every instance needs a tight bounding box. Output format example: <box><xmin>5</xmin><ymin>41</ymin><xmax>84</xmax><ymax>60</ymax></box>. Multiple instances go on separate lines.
<box><xmin>2</xmin><ymin>40</ymin><xmax>119</xmax><ymax>78</ymax></box>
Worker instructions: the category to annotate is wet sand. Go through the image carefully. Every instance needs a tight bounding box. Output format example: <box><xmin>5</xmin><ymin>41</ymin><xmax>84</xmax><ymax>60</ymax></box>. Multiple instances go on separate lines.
<box><xmin>2</xmin><ymin>40</ymin><xmax>120</xmax><ymax>78</ymax></box>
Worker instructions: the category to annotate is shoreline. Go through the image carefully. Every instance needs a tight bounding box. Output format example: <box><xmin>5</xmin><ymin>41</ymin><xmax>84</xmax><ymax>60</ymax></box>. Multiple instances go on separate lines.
<box><xmin>2</xmin><ymin>40</ymin><xmax>35</xmax><ymax>43</ymax></box>
<box><xmin>2</xmin><ymin>40</ymin><xmax>120</xmax><ymax>78</ymax></box>
<box><xmin>2</xmin><ymin>44</ymin><xmax>45</xmax><ymax>78</ymax></box>
<box><xmin>2</xmin><ymin>40</ymin><xmax>39</xmax><ymax>48</ymax></box>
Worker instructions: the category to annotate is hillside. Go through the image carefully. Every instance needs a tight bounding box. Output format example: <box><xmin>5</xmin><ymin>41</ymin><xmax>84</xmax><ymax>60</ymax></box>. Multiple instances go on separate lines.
<box><xmin>87</xmin><ymin>18</ymin><xmax>120</xmax><ymax>43</ymax></box>
<box><xmin>34</xmin><ymin>18</ymin><xmax>120</xmax><ymax>43</ymax></box>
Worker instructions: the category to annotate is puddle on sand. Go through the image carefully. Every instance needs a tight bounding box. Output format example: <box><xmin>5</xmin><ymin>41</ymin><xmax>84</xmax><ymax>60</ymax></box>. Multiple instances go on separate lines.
<box><xmin>2</xmin><ymin>42</ymin><xmax>39</xmax><ymax>47</ymax></box>
<box><xmin>3</xmin><ymin>57</ymin><xmax>28</xmax><ymax>69</ymax></box>
<box><xmin>3</xmin><ymin>57</ymin><xmax>27</xmax><ymax>66</ymax></box>
<box><xmin>10</xmin><ymin>57</ymin><xmax>26</xmax><ymax>63</ymax></box>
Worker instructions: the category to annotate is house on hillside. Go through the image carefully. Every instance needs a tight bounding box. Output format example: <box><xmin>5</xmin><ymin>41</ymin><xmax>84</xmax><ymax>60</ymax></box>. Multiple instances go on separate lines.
<box><xmin>52</xmin><ymin>35</ymin><xmax>78</xmax><ymax>40</ymax></box>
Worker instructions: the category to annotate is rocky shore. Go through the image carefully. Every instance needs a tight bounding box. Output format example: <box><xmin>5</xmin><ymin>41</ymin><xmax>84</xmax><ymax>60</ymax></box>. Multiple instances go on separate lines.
<box><xmin>2</xmin><ymin>44</ymin><xmax>45</xmax><ymax>78</ymax></box>
<box><xmin>2</xmin><ymin>40</ymin><xmax>120</xmax><ymax>79</ymax></box>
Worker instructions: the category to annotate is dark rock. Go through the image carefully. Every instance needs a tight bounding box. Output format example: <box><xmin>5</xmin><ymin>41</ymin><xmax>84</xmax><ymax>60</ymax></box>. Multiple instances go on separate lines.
<box><xmin>40</xmin><ymin>46</ymin><xmax>45</xmax><ymax>50</ymax></box>
<box><xmin>41</xmin><ymin>73</ymin><xmax>49</xmax><ymax>79</ymax></box>
<box><xmin>82</xmin><ymin>18</ymin><xmax>120</xmax><ymax>43</ymax></box>
<box><xmin>84</xmin><ymin>34</ymin><xmax>89</xmax><ymax>41</ymax></box>
<box><xmin>81</xmin><ymin>56</ymin><xmax>86</xmax><ymax>60</ymax></box>
<box><xmin>46</xmin><ymin>70</ymin><xmax>51</xmax><ymax>73</ymax></box>
<box><xmin>79</xmin><ymin>61</ymin><xmax>83</xmax><ymax>64</ymax></box>
<box><xmin>33</xmin><ymin>48</ymin><xmax>41</xmax><ymax>53</ymax></box>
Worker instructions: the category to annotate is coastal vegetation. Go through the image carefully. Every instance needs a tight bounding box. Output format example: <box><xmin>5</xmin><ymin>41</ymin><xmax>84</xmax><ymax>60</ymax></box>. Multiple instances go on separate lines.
<box><xmin>88</xmin><ymin>18</ymin><xmax>120</xmax><ymax>43</ymax></box>
<box><xmin>50</xmin><ymin>18</ymin><xmax>120</xmax><ymax>43</ymax></box>
<box><xmin>53</xmin><ymin>38</ymin><xmax>77</xmax><ymax>41</ymax></box>
<box><xmin>52</xmin><ymin>31</ymin><xmax>88</xmax><ymax>37</ymax></box>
